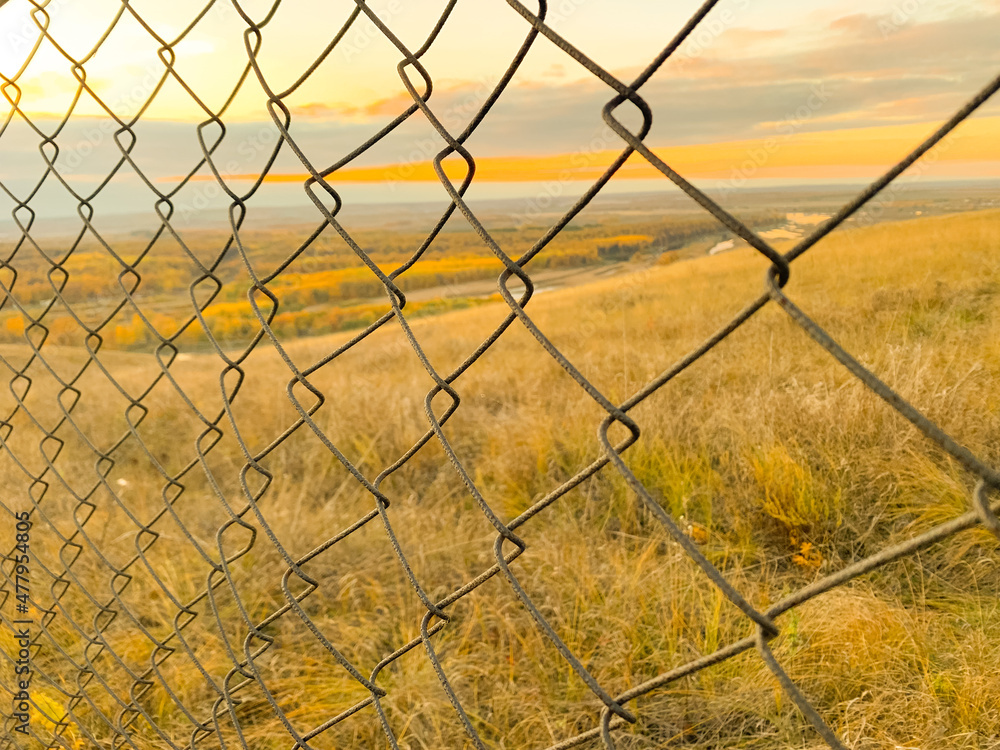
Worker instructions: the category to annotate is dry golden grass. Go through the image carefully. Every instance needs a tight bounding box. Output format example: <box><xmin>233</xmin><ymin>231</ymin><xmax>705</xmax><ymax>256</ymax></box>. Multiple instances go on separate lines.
<box><xmin>2</xmin><ymin>209</ymin><xmax>999</xmax><ymax>749</ymax></box>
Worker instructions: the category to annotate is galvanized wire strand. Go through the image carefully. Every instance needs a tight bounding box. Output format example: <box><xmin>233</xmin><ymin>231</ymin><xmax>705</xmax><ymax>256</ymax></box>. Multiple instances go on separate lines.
<box><xmin>0</xmin><ymin>1</ymin><xmax>998</xmax><ymax>749</ymax></box>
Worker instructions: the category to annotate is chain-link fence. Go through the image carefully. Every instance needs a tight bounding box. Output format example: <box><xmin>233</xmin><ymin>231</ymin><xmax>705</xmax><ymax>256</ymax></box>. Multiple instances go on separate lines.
<box><xmin>1</xmin><ymin>1</ymin><xmax>999</xmax><ymax>748</ymax></box>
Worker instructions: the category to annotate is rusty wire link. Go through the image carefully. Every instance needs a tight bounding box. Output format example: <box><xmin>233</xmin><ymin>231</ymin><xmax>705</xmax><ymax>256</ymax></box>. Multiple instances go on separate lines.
<box><xmin>0</xmin><ymin>0</ymin><xmax>999</xmax><ymax>748</ymax></box>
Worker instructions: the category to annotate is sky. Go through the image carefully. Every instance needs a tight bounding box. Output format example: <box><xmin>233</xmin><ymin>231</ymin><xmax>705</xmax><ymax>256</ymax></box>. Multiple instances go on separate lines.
<box><xmin>1</xmin><ymin>0</ymin><xmax>999</xmax><ymax>209</ymax></box>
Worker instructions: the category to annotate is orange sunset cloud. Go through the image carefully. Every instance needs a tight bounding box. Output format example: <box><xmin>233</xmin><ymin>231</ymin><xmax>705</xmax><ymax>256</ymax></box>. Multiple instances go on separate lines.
<box><xmin>188</xmin><ymin>117</ymin><xmax>1000</xmax><ymax>186</ymax></box>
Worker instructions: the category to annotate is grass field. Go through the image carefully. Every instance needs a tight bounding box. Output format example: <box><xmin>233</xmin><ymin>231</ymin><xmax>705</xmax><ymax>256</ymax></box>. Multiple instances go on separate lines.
<box><xmin>2</xmin><ymin>209</ymin><xmax>999</xmax><ymax>749</ymax></box>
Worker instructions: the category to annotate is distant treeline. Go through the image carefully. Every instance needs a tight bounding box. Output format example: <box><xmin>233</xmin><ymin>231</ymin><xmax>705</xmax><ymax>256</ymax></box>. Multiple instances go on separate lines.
<box><xmin>0</xmin><ymin>294</ymin><xmax>498</xmax><ymax>351</ymax></box>
<box><xmin>0</xmin><ymin>210</ymin><xmax>784</xmax><ymax>348</ymax></box>
<box><xmin>0</xmin><ymin>210</ymin><xmax>784</xmax><ymax>303</ymax></box>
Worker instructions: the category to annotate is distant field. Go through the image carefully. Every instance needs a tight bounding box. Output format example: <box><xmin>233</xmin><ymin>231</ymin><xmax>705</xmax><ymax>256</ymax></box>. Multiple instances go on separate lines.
<box><xmin>2</xmin><ymin>209</ymin><xmax>999</xmax><ymax>749</ymax></box>
<box><xmin>0</xmin><ymin>209</ymin><xmax>785</xmax><ymax>349</ymax></box>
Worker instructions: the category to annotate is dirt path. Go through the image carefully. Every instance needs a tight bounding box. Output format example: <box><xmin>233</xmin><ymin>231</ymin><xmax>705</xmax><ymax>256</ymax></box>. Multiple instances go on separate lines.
<box><xmin>380</xmin><ymin>261</ymin><xmax>640</xmax><ymax>304</ymax></box>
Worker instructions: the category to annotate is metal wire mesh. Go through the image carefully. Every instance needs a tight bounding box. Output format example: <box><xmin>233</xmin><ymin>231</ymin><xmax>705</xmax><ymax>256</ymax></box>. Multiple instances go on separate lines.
<box><xmin>0</xmin><ymin>1</ymin><xmax>999</xmax><ymax>748</ymax></box>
